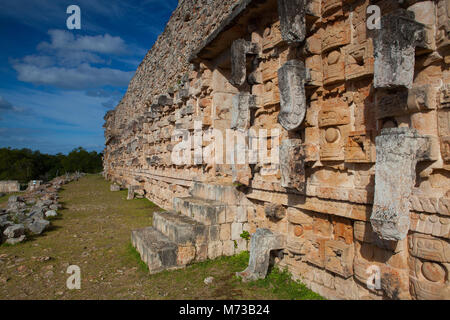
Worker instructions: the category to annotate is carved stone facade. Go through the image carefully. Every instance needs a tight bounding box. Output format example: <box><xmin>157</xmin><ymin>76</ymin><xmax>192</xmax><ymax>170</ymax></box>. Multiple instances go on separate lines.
<box><xmin>104</xmin><ymin>0</ymin><xmax>450</xmax><ymax>300</ymax></box>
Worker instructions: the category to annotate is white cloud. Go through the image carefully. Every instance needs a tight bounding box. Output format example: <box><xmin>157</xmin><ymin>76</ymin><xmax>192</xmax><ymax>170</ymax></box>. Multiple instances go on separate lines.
<box><xmin>12</xmin><ymin>62</ymin><xmax>134</xmax><ymax>89</ymax></box>
<box><xmin>38</xmin><ymin>30</ymin><xmax>128</xmax><ymax>55</ymax></box>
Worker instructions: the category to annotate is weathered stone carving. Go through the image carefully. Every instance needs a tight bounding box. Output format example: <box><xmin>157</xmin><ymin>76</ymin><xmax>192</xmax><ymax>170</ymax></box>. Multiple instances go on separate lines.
<box><xmin>371</xmin><ymin>128</ymin><xmax>433</xmax><ymax>241</ymax></box>
<box><xmin>280</xmin><ymin>139</ymin><xmax>306</xmax><ymax>193</ymax></box>
<box><xmin>277</xmin><ymin>0</ymin><xmax>306</xmax><ymax>45</ymax></box>
<box><xmin>324</xmin><ymin>240</ymin><xmax>354</xmax><ymax>278</ymax></box>
<box><xmin>438</xmin><ymin>108</ymin><xmax>450</xmax><ymax>162</ymax></box>
<box><xmin>277</xmin><ymin>60</ymin><xmax>307</xmax><ymax>131</ymax></box>
<box><xmin>322</xmin><ymin>18</ymin><xmax>351</xmax><ymax>52</ymax></box>
<box><xmin>236</xmin><ymin>228</ymin><xmax>285</xmax><ymax>281</ymax></box>
<box><xmin>345</xmin><ymin>130</ymin><xmax>376</xmax><ymax>163</ymax></box>
<box><xmin>409</xmin><ymin>233</ymin><xmax>450</xmax><ymax>300</ymax></box>
<box><xmin>230</xmin><ymin>39</ymin><xmax>259</xmax><ymax>87</ymax></box>
<box><xmin>264</xmin><ymin>204</ymin><xmax>286</xmax><ymax>221</ymax></box>
<box><xmin>344</xmin><ymin>40</ymin><xmax>374</xmax><ymax>81</ymax></box>
<box><xmin>374</xmin><ymin>9</ymin><xmax>429</xmax><ymax>89</ymax></box>
<box><xmin>231</xmin><ymin>93</ymin><xmax>256</xmax><ymax>130</ymax></box>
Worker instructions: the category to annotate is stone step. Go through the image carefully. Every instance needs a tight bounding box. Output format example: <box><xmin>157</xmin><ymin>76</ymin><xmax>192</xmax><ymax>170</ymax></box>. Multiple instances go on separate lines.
<box><xmin>173</xmin><ymin>196</ymin><xmax>226</xmax><ymax>226</ymax></box>
<box><xmin>189</xmin><ymin>182</ymin><xmax>246</xmax><ymax>205</ymax></box>
<box><xmin>153</xmin><ymin>211</ymin><xmax>208</xmax><ymax>245</ymax></box>
<box><xmin>131</xmin><ymin>227</ymin><xmax>179</xmax><ymax>274</ymax></box>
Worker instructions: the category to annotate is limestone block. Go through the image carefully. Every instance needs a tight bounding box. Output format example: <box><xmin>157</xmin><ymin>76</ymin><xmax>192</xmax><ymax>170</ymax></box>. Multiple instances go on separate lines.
<box><xmin>231</xmin><ymin>222</ymin><xmax>243</xmax><ymax>240</ymax></box>
<box><xmin>231</xmin><ymin>93</ymin><xmax>256</xmax><ymax>130</ymax></box>
<box><xmin>306</xmin><ymin>236</ymin><xmax>327</xmax><ymax>268</ymax></box>
<box><xmin>374</xmin><ymin>9</ymin><xmax>430</xmax><ymax>89</ymax></box>
<box><xmin>207</xmin><ymin>241</ymin><xmax>223</xmax><ymax>259</ymax></box>
<box><xmin>277</xmin><ymin>0</ymin><xmax>306</xmax><ymax>45</ymax></box>
<box><xmin>236</xmin><ymin>229</ymin><xmax>285</xmax><ymax>281</ymax></box>
<box><xmin>408</xmin><ymin>233</ymin><xmax>450</xmax><ymax>262</ymax></box>
<box><xmin>305</xmin><ymin>55</ymin><xmax>323</xmax><ymax>87</ymax></box>
<box><xmin>262</xmin><ymin>22</ymin><xmax>283</xmax><ymax>52</ymax></box>
<box><xmin>235</xmin><ymin>206</ymin><xmax>248</xmax><ymax>223</ymax></box>
<box><xmin>220</xmin><ymin>223</ymin><xmax>231</xmax><ymax>241</ymax></box>
<box><xmin>230</xmin><ymin>39</ymin><xmax>259</xmax><ymax>87</ymax></box>
<box><xmin>280</xmin><ymin>139</ymin><xmax>306</xmax><ymax>193</ymax></box>
<box><xmin>324</xmin><ymin>240</ymin><xmax>354</xmax><ymax>278</ymax></box>
<box><xmin>441</xmin><ymin>84</ymin><xmax>450</xmax><ymax>109</ymax></box>
<box><xmin>344</xmin><ymin>39</ymin><xmax>374</xmax><ymax>81</ymax></box>
<box><xmin>320</xmin><ymin>125</ymin><xmax>349</xmax><ymax>161</ymax></box>
<box><xmin>371</xmin><ymin>128</ymin><xmax>434</xmax><ymax>241</ymax></box>
<box><xmin>436</xmin><ymin>0</ymin><xmax>450</xmax><ymax>49</ymax></box>
<box><xmin>438</xmin><ymin>108</ymin><xmax>450</xmax><ymax>162</ymax></box>
<box><xmin>345</xmin><ymin>130</ymin><xmax>376</xmax><ymax>163</ymax></box>
<box><xmin>322</xmin><ymin>18</ymin><xmax>351</xmax><ymax>53</ymax></box>
<box><xmin>264</xmin><ymin>204</ymin><xmax>286</xmax><ymax>221</ymax></box>
<box><xmin>377</xmin><ymin>85</ymin><xmax>438</xmax><ymax>119</ymax></box>
<box><xmin>323</xmin><ymin>49</ymin><xmax>345</xmax><ymax>86</ymax></box>
<box><xmin>318</xmin><ymin>97</ymin><xmax>350</xmax><ymax>127</ymax></box>
<box><xmin>277</xmin><ymin>60</ymin><xmax>307</xmax><ymax>131</ymax></box>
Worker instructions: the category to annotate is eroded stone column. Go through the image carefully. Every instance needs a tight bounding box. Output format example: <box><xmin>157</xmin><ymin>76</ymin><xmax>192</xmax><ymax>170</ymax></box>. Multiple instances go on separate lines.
<box><xmin>371</xmin><ymin>128</ymin><xmax>432</xmax><ymax>241</ymax></box>
<box><xmin>231</xmin><ymin>93</ymin><xmax>256</xmax><ymax>130</ymax></box>
<box><xmin>280</xmin><ymin>139</ymin><xmax>306</xmax><ymax>193</ymax></box>
<box><xmin>374</xmin><ymin>9</ymin><xmax>429</xmax><ymax>89</ymax></box>
<box><xmin>277</xmin><ymin>0</ymin><xmax>306</xmax><ymax>45</ymax></box>
<box><xmin>230</xmin><ymin>39</ymin><xmax>259</xmax><ymax>87</ymax></box>
<box><xmin>277</xmin><ymin>60</ymin><xmax>307</xmax><ymax>131</ymax></box>
<box><xmin>236</xmin><ymin>228</ymin><xmax>285</xmax><ymax>281</ymax></box>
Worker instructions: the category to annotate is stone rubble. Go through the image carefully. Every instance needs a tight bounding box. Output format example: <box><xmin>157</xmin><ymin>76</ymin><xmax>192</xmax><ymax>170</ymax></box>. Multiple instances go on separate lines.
<box><xmin>0</xmin><ymin>173</ymin><xmax>84</xmax><ymax>245</ymax></box>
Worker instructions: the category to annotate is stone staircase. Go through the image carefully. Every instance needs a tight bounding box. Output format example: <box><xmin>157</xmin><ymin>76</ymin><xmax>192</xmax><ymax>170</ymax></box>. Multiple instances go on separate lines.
<box><xmin>131</xmin><ymin>182</ymin><xmax>250</xmax><ymax>274</ymax></box>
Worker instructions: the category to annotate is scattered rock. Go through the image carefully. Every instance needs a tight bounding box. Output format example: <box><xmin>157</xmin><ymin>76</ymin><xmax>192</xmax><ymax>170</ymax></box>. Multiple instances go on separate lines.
<box><xmin>204</xmin><ymin>276</ymin><xmax>215</xmax><ymax>285</ymax></box>
<box><xmin>3</xmin><ymin>224</ymin><xmax>25</xmax><ymax>239</ymax></box>
<box><xmin>6</xmin><ymin>235</ymin><xmax>26</xmax><ymax>245</ymax></box>
<box><xmin>45</xmin><ymin>210</ymin><xmax>57</xmax><ymax>218</ymax></box>
<box><xmin>27</xmin><ymin>219</ymin><xmax>50</xmax><ymax>235</ymax></box>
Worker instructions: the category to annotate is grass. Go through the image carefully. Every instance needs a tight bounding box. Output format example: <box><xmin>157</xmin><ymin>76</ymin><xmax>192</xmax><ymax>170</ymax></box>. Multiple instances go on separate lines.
<box><xmin>0</xmin><ymin>174</ymin><xmax>322</xmax><ymax>300</ymax></box>
<box><xmin>0</xmin><ymin>192</ymin><xmax>22</xmax><ymax>207</ymax></box>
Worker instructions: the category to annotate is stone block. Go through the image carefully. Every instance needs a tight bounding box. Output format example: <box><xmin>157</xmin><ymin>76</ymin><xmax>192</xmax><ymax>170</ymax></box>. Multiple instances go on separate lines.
<box><xmin>323</xmin><ymin>49</ymin><xmax>345</xmax><ymax>86</ymax></box>
<box><xmin>236</xmin><ymin>206</ymin><xmax>248</xmax><ymax>223</ymax></box>
<box><xmin>344</xmin><ymin>39</ymin><xmax>374</xmax><ymax>81</ymax></box>
<box><xmin>371</xmin><ymin>128</ymin><xmax>434</xmax><ymax>241</ymax></box>
<box><xmin>231</xmin><ymin>222</ymin><xmax>243</xmax><ymax>240</ymax></box>
<box><xmin>280</xmin><ymin>139</ymin><xmax>306</xmax><ymax>192</ymax></box>
<box><xmin>408</xmin><ymin>233</ymin><xmax>450</xmax><ymax>262</ymax></box>
<box><xmin>345</xmin><ymin>130</ymin><xmax>376</xmax><ymax>163</ymax></box>
<box><xmin>230</xmin><ymin>39</ymin><xmax>259</xmax><ymax>87</ymax></box>
<box><xmin>220</xmin><ymin>223</ymin><xmax>231</xmax><ymax>241</ymax></box>
<box><xmin>277</xmin><ymin>60</ymin><xmax>307</xmax><ymax>131</ymax></box>
<box><xmin>322</xmin><ymin>18</ymin><xmax>351</xmax><ymax>52</ymax></box>
<box><xmin>324</xmin><ymin>240</ymin><xmax>354</xmax><ymax>278</ymax></box>
<box><xmin>231</xmin><ymin>93</ymin><xmax>256</xmax><ymax>130</ymax></box>
<box><xmin>237</xmin><ymin>229</ymin><xmax>285</xmax><ymax>281</ymax></box>
<box><xmin>320</xmin><ymin>125</ymin><xmax>349</xmax><ymax>161</ymax></box>
<box><xmin>264</xmin><ymin>204</ymin><xmax>286</xmax><ymax>221</ymax></box>
<box><xmin>277</xmin><ymin>0</ymin><xmax>306</xmax><ymax>45</ymax></box>
<box><xmin>374</xmin><ymin>9</ymin><xmax>430</xmax><ymax>88</ymax></box>
<box><xmin>207</xmin><ymin>241</ymin><xmax>223</xmax><ymax>259</ymax></box>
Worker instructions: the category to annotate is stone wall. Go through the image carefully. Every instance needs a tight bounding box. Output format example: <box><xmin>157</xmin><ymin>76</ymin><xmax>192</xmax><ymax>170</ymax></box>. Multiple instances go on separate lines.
<box><xmin>104</xmin><ymin>0</ymin><xmax>450</xmax><ymax>300</ymax></box>
<box><xmin>0</xmin><ymin>181</ymin><xmax>20</xmax><ymax>193</ymax></box>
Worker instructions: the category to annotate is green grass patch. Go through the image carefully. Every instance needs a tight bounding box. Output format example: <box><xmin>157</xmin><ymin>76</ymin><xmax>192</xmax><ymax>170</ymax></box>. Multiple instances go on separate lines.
<box><xmin>124</xmin><ymin>242</ymin><xmax>149</xmax><ymax>273</ymax></box>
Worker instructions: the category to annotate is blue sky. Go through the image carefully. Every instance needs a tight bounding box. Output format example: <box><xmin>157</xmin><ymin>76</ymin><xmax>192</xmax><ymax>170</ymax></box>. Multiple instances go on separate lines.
<box><xmin>0</xmin><ymin>0</ymin><xmax>178</xmax><ymax>154</ymax></box>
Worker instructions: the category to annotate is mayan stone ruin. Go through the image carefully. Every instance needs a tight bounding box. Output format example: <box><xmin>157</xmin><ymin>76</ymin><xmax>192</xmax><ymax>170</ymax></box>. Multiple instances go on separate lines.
<box><xmin>103</xmin><ymin>0</ymin><xmax>450</xmax><ymax>300</ymax></box>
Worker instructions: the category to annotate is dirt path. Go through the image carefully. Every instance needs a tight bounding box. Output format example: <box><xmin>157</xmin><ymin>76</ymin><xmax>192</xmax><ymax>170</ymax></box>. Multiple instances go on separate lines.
<box><xmin>0</xmin><ymin>175</ymin><xmax>321</xmax><ymax>300</ymax></box>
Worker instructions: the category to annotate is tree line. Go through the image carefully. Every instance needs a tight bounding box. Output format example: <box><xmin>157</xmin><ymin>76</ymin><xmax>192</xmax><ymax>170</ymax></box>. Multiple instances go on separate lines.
<box><xmin>0</xmin><ymin>147</ymin><xmax>103</xmax><ymax>184</ymax></box>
